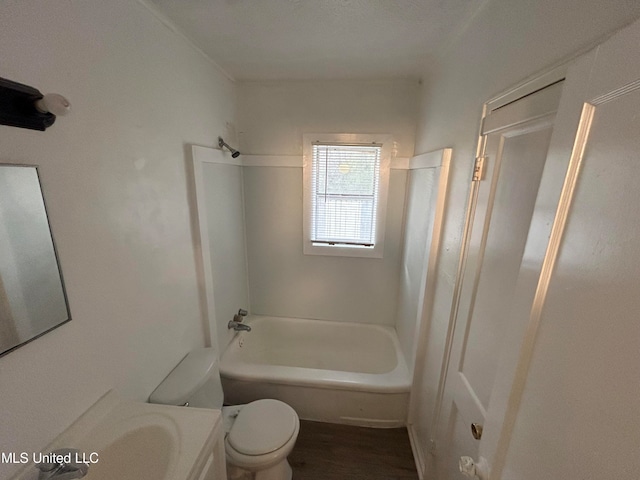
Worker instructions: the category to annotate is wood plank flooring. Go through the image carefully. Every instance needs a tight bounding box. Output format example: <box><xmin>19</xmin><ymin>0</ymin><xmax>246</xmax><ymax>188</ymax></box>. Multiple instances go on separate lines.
<box><xmin>289</xmin><ymin>421</ymin><xmax>419</xmax><ymax>479</ymax></box>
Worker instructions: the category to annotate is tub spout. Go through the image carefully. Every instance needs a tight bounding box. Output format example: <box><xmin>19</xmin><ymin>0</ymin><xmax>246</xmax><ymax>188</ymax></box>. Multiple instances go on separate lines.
<box><xmin>229</xmin><ymin>308</ymin><xmax>250</xmax><ymax>331</ymax></box>
<box><xmin>228</xmin><ymin>320</ymin><xmax>251</xmax><ymax>332</ymax></box>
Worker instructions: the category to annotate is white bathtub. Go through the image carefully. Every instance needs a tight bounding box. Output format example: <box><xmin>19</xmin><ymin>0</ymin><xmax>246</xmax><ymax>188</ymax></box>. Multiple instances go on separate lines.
<box><xmin>219</xmin><ymin>316</ymin><xmax>411</xmax><ymax>427</ymax></box>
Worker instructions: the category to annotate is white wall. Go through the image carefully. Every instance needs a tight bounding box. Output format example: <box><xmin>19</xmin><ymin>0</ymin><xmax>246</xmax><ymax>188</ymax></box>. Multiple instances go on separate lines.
<box><xmin>202</xmin><ymin>163</ymin><xmax>249</xmax><ymax>350</ymax></box>
<box><xmin>243</xmin><ymin>166</ymin><xmax>406</xmax><ymax>324</ymax></box>
<box><xmin>0</xmin><ymin>1</ymin><xmax>236</xmax><ymax>477</ymax></box>
<box><xmin>237</xmin><ymin>80</ymin><xmax>418</xmax><ymax>157</ymax></box>
<box><xmin>410</xmin><ymin>0</ymin><xmax>640</xmax><ymax>472</ymax></box>
<box><xmin>238</xmin><ymin>80</ymin><xmax>419</xmax><ymax>325</ymax></box>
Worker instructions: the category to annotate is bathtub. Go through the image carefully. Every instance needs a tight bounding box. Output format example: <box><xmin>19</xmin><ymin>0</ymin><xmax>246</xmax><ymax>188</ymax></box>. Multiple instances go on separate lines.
<box><xmin>219</xmin><ymin>316</ymin><xmax>411</xmax><ymax>427</ymax></box>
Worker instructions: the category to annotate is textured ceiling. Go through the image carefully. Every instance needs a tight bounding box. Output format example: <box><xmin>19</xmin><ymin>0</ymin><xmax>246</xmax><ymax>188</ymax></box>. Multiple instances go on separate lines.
<box><xmin>148</xmin><ymin>0</ymin><xmax>480</xmax><ymax>81</ymax></box>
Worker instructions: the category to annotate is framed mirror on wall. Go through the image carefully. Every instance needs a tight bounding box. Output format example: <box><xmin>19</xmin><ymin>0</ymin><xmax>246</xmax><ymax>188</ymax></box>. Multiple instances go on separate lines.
<box><xmin>0</xmin><ymin>164</ymin><xmax>71</xmax><ymax>357</ymax></box>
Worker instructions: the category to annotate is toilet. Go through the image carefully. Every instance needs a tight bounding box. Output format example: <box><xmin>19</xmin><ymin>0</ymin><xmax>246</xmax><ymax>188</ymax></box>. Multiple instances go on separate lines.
<box><xmin>149</xmin><ymin>348</ymin><xmax>300</xmax><ymax>480</ymax></box>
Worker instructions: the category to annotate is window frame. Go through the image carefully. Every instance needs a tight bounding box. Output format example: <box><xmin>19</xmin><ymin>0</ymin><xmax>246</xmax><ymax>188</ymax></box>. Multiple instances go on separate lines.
<box><xmin>303</xmin><ymin>133</ymin><xmax>392</xmax><ymax>258</ymax></box>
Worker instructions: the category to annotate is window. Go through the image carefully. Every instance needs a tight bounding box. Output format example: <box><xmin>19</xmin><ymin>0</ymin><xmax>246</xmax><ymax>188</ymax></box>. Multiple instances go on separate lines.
<box><xmin>303</xmin><ymin>134</ymin><xmax>391</xmax><ymax>258</ymax></box>
<box><xmin>311</xmin><ymin>144</ymin><xmax>380</xmax><ymax>246</ymax></box>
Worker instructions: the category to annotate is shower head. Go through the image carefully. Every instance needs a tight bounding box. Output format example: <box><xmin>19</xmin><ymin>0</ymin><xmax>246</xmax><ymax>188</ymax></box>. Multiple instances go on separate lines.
<box><xmin>218</xmin><ymin>137</ymin><xmax>241</xmax><ymax>158</ymax></box>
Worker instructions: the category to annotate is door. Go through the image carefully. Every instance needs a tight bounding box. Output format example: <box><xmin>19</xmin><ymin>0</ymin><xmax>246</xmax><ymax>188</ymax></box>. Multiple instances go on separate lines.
<box><xmin>434</xmin><ymin>17</ymin><xmax>640</xmax><ymax>479</ymax></box>
<box><xmin>432</xmin><ymin>81</ymin><xmax>564</xmax><ymax>479</ymax></box>
<box><xmin>486</xmin><ymin>20</ymin><xmax>640</xmax><ymax>479</ymax></box>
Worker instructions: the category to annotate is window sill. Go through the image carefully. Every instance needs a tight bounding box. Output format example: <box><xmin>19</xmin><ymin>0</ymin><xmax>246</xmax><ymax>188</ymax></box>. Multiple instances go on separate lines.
<box><xmin>303</xmin><ymin>242</ymin><xmax>384</xmax><ymax>258</ymax></box>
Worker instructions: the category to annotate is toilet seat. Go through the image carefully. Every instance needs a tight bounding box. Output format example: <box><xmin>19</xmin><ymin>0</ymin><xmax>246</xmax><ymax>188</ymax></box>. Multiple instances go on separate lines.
<box><xmin>225</xmin><ymin>399</ymin><xmax>300</xmax><ymax>472</ymax></box>
<box><xmin>227</xmin><ymin>399</ymin><xmax>298</xmax><ymax>455</ymax></box>
<box><xmin>225</xmin><ymin>422</ymin><xmax>299</xmax><ymax>471</ymax></box>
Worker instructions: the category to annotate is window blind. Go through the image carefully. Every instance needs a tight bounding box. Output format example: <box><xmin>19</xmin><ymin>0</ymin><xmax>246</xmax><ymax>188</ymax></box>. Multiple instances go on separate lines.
<box><xmin>311</xmin><ymin>143</ymin><xmax>382</xmax><ymax>247</ymax></box>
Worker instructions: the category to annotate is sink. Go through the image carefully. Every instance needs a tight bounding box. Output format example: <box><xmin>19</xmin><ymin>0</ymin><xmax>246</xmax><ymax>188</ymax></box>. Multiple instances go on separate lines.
<box><xmin>11</xmin><ymin>392</ymin><xmax>225</xmax><ymax>480</ymax></box>
<box><xmin>85</xmin><ymin>420</ymin><xmax>177</xmax><ymax>480</ymax></box>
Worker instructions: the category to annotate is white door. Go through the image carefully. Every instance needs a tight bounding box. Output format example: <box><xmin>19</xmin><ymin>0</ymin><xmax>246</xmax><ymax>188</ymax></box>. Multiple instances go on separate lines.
<box><xmin>432</xmin><ymin>80</ymin><xmax>564</xmax><ymax>479</ymax></box>
<box><xmin>434</xmin><ymin>17</ymin><xmax>640</xmax><ymax>480</ymax></box>
<box><xmin>486</xmin><ymin>20</ymin><xmax>640</xmax><ymax>479</ymax></box>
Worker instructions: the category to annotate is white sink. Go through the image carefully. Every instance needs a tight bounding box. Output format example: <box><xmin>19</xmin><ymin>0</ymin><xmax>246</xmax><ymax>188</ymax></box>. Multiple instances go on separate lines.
<box><xmin>11</xmin><ymin>392</ymin><xmax>225</xmax><ymax>480</ymax></box>
<box><xmin>84</xmin><ymin>415</ymin><xmax>178</xmax><ymax>480</ymax></box>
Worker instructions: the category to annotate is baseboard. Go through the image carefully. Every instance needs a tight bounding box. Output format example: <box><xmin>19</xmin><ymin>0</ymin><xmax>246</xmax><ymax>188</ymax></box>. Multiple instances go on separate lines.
<box><xmin>407</xmin><ymin>424</ymin><xmax>426</xmax><ymax>480</ymax></box>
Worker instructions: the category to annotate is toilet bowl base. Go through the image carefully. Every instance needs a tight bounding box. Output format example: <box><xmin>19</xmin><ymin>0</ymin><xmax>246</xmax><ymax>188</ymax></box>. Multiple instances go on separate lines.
<box><xmin>227</xmin><ymin>459</ymin><xmax>292</xmax><ymax>480</ymax></box>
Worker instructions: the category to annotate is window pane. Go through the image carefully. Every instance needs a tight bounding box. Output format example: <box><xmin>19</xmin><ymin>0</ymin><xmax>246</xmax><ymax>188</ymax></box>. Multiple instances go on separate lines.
<box><xmin>311</xmin><ymin>144</ymin><xmax>381</xmax><ymax>246</ymax></box>
<box><xmin>315</xmin><ymin>196</ymin><xmax>375</xmax><ymax>243</ymax></box>
<box><xmin>324</xmin><ymin>147</ymin><xmax>377</xmax><ymax>195</ymax></box>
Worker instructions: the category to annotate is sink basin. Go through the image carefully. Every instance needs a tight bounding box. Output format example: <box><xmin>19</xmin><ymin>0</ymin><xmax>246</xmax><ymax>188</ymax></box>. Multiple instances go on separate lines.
<box><xmin>86</xmin><ymin>420</ymin><xmax>177</xmax><ymax>480</ymax></box>
<box><xmin>11</xmin><ymin>392</ymin><xmax>225</xmax><ymax>480</ymax></box>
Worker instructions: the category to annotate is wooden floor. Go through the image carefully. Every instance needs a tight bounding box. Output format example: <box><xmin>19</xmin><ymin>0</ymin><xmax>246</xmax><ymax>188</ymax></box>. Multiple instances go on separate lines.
<box><xmin>289</xmin><ymin>421</ymin><xmax>419</xmax><ymax>480</ymax></box>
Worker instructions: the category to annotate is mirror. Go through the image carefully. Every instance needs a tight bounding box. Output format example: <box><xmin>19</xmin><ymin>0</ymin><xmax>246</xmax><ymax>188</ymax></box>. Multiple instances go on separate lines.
<box><xmin>0</xmin><ymin>165</ymin><xmax>70</xmax><ymax>356</ymax></box>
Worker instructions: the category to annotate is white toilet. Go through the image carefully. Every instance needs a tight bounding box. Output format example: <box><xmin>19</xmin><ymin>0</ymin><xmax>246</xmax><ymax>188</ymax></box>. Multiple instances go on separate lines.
<box><xmin>149</xmin><ymin>348</ymin><xmax>300</xmax><ymax>480</ymax></box>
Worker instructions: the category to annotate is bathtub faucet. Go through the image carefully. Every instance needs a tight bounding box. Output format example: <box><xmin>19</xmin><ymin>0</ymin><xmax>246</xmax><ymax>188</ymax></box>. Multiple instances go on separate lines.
<box><xmin>228</xmin><ymin>308</ymin><xmax>251</xmax><ymax>332</ymax></box>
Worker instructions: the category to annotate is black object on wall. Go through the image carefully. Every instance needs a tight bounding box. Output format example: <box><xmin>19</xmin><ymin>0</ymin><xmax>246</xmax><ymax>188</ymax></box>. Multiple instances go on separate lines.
<box><xmin>0</xmin><ymin>77</ymin><xmax>56</xmax><ymax>131</ymax></box>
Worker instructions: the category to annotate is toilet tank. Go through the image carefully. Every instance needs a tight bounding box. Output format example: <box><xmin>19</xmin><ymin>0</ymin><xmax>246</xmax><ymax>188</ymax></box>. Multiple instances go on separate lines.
<box><xmin>149</xmin><ymin>347</ymin><xmax>224</xmax><ymax>409</ymax></box>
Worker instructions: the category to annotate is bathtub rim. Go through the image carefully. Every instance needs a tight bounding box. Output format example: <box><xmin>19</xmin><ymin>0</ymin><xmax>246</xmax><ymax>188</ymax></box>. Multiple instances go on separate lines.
<box><xmin>219</xmin><ymin>315</ymin><xmax>412</xmax><ymax>394</ymax></box>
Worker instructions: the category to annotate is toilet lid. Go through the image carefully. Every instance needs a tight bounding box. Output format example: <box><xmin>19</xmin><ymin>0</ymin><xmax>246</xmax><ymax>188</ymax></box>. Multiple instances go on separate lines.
<box><xmin>227</xmin><ymin>399</ymin><xmax>298</xmax><ymax>456</ymax></box>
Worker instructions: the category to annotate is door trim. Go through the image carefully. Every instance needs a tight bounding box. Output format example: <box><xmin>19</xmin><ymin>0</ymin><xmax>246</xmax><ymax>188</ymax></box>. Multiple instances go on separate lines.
<box><xmin>485</xmin><ymin>65</ymin><xmax>567</xmax><ymax>113</ymax></box>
